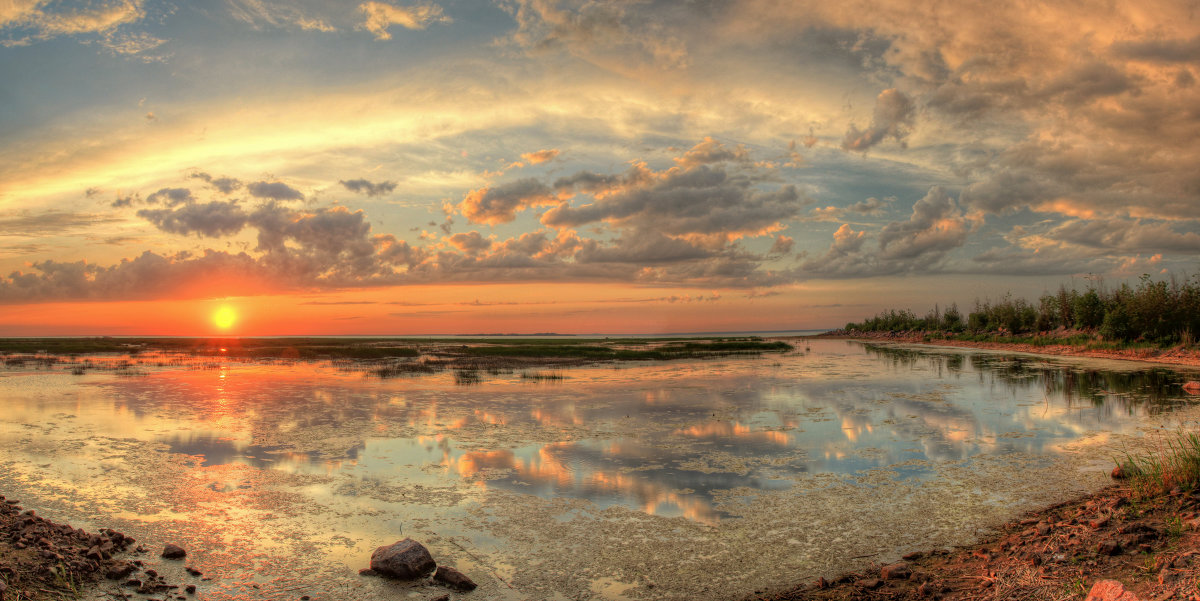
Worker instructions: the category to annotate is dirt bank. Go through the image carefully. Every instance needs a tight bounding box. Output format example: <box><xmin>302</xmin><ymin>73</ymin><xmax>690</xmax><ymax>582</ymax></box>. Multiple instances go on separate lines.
<box><xmin>750</xmin><ymin>483</ymin><xmax>1200</xmax><ymax>601</ymax></box>
<box><xmin>0</xmin><ymin>494</ymin><xmax>200</xmax><ymax>601</ymax></box>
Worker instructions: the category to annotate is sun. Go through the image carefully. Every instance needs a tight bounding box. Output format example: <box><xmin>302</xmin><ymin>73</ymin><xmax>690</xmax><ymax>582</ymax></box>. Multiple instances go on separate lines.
<box><xmin>212</xmin><ymin>305</ymin><xmax>237</xmax><ymax>330</ymax></box>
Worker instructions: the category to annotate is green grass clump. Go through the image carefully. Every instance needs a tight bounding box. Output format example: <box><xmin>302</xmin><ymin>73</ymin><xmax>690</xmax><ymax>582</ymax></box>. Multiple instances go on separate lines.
<box><xmin>1116</xmin><ymin>431</ymin><xmax>1200</xmax><ymax>498</ymax></box>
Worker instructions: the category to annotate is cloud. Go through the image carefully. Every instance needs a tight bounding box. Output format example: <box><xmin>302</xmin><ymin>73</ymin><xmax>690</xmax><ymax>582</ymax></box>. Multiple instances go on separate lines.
<box><xmin>145</xmin><ymin>187</ymin><xmax>194</xmax><ymax>206</ymax></box>
<box><xmin>841</xmin><ymin>89</ymin><xmax>915</xmax><ymax>152</ymax></box>
<box><xmin>542</xmin><ymin>164</ymin><xmax>803</xmax><ymax>241</ymax></box>
<box><xmin>0</xmin><ymin>211</ymin><xmax>122</xmax><ymax>235</ymax></box>
<box><xmin>801</xmin><ymin>187</ymin><xmax>968</xmax><ymax>277</ymax></box>
<box><xmin>457</xmin><ymin>178</ymin><xmax>560</xmax><ymax>225</ymax></box>
<box><xmin>1111</xmin><ymin>35</ymin><xmax>1200</xmax><ymax>63</ymax></box>
<box><xmin>359</xmin><ymin>1</ymin><xmax>449</xmax><ymax>40</ymax></box>
<box><xmin>877</xmin><ymin>186</ymin><xmax>967</xmax><ymax>260</ymax></box>
<box><xmin>190</xmin><ymin>172</ymin><xmax>243</xmax><ymax>194</ymax></box>
<box><xmin>446</xmin><ymin>231</ymin><xmax>492</xmax><ymax>254</ymax></box>
<box><xmin>246</xmin><ymin>180</ymin><xmax>304</xmax><ymax>201</ymax></box>
<box><xmin>1047</xmin><ymin>219</ymin><xmax>1200</xmax><ymax>252</ymax></box>
<box><xmin>673</xmin><ymin>137</ymin><xmax>749</xmax><ymax>169</ymax></box>
<box><xmin>2</xmin><ymin>0</ymin><xmax>151</xmax><ymax>49</ymax></box>
<box><xmin>768</xmin><ymin>235</ymin><xmax>794</xmax><ymax>256</ymax></box>
<box><xmin>503</xmin><ymin>0</ymin><xmax>688</xmax><ymax>74</ymax></box>
<box><xmin>807</xmin><ymin>196</ymin><xmax>892</xmax><ymax>221</ymax></box>
<box><xmin>340</xmin><ymin>178</ymin><xmax>398</xmax><ymax>197</ymax></box>
<box><xmin>520</xmin><ymin>149</ymin><xmax>560</xmax><ymax>164</ymax></box>
<box><xmin>137</xmin><ymin>201</ymin><xmax>249</xmax><ymax>238</ymax></box>
<box><xmin>226</xmin><ymin>0</ymin><xmax>336</xmax><ymax>32</ymax></box>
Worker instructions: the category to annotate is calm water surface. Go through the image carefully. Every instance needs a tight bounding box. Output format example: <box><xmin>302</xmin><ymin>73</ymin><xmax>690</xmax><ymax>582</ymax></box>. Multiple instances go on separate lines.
<box><xmin>0</xmin><ymin>340</ymin><xmax>1197</xmax><ymax>600</ymax></box>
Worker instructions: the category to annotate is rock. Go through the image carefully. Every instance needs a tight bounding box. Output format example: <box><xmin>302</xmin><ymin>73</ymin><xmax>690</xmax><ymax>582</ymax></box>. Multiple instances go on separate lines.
<box><xmin>902</xmin><ymin>551</ymin><xmax>923</xmax><ymax>561</ymax></box>
<box><xmin>162</xmin><ymin>544</ymin><xmax>187</xmax><ymax>559</ymax></box>
<box><xmin>1089</xmin><ymin>516</ymin><xmax>1110</xmax><ymax>529</ymax></box>
<box><xmin>1036</xmin><ymin>522</ymin><xmax>1052</xmax><ymax>536</ymax></box>
<box><xmin>369</xmin><ymin>539</ymin><xmax>436</xmax><ymax>580</ymax></box>
<box><xmin>186</xmin><ymin>566</ymin><xmax>203</xmax><ymax>576</ymax></box>
<box><xmin>880</xmin><ymin>562</ymin><xmax>911</xmax><ymax>580</ymax></box>
<box><xmin>1097</xmin><ymin>540</ymin><xmax>1122</xmax><ymax>556</ymax></box>
<box><xmin>1111</xmin><ymin>465</ymin><xmax>1129</xmax><ymax>479</ymax></box>
<box><xmin>1084</xmin><ymin>579</ymin><xmax>1139</xmax><ymax>601</ymax></box>
<box><xmin>185</xmin><ymin>585</ymin><xmax>196</xmax><ymax>594</ymax></box>
<box><xmin>1182</xmin><ymin>380</ymin><xmax>1200</xmax><ymax>393</ymax></box>
<box><xmin>105</xmin><ymin>562</ymin><xmax>137</xmax><ymax>580</ymax></box>
<box><xmin>430</xmin><ymin>596</ymin><xmax>450</xmax><ymax>601</ymax></box>
<box><xmin>856</xmin><ymin>578</ymin><xmax>884</xmax><ymax>590</ymax></box>
<box><xmin>433</xmin><ymin>565</ymin><xmax>477</xmax><ymax>591</ymax></box>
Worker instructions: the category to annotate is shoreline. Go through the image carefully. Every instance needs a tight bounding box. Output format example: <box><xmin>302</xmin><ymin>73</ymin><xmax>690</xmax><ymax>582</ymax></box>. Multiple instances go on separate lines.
<box><xmin>811</xmin><ymin>331</ymin><xmax>1200</xmax><ymax>372</ymax></box>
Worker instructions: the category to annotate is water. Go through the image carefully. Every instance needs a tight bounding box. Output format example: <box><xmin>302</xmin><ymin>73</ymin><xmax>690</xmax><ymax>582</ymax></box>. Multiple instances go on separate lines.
<box><xmin>0</xmin><ymin>339</ymin><xmax>1197</xmax><ymax>600</ymax></box>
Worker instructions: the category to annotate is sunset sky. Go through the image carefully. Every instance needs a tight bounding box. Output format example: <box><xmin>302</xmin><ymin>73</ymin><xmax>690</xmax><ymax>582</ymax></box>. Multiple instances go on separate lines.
<box><xmin>2</xmin><ymin>0</ymin><xmax>1198</xmax><ymax>335</ymax></box>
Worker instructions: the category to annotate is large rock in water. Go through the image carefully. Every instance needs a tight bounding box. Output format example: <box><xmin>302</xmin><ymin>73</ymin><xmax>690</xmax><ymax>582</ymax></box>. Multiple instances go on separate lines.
<box><xmin>369</xmin><ymin>538</ymin><xmax>436</xmax><ymax>580</ymax></box>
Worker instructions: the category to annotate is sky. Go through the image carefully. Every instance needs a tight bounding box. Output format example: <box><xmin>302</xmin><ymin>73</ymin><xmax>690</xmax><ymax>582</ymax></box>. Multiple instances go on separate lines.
<box><xmin>1</xmin><ymin>0</ymin><xmax>1199</xmax><ymax>336</ymax></box>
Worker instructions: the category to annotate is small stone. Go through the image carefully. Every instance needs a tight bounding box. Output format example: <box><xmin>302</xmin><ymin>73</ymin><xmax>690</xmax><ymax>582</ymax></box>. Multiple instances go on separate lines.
<box><xmin>185</xmin><ymin>567</ymin><xmax>203</xmax><ymax>576</ymax></box>
<box><xmin>105</xmin><ymin>562</ymin><xmax>137</xmax><ymax>580</ymax></box>
<box><xmin>1084</xmin><ymin>579</ymin><xmax>1139</xmax><ymax>601</ymax></box>
<box><xmin>856</xmin><ymin>578</ymin><xmax>884</xmax><ymax>590</ymax></box>
<box><xmin>1097</xmin><ymin>540</ymin><xmax>1122</xmax><ymax>556</ymax></box>
<box><xmin>902</xmin><ymin>551</ymin><xmax>923</xmax><ymax>561</ymax></box>
<box><xmin>185</xmin><ymin>585</ymin><xmax>196</xmax><ymax>595</ymax></box>
<box><xmin>429</xmin><ymin>596</ymin><xmax>450</xmax><ymax>601</ymax></box>
<box><xmin>1036</xmin><ymin>522</ymin><xmax>1052</xmax><ymax>536</ymax></box>
<box><xmin>434</xmin><ymin>565</ymin><xmax>477</xmax><ymax>591</ymax></box>
<box><xmin>881</xmin><ymin>562</ymin><xmax>911</xmax><ymax>580</ymax></box>
<box><xmin>162</xmin><ymin>544</ymin><xmax>187</xmax><ymax>559</ymax></box>
<box><xmin>300</xmin><ymin>596</ymin><xmax>310</xmax><ymax>601</ymax></box>
<box><xmin>369</xmin><ymin>539</ymin><xmax>436</xmax><ymax>580</ymax></box>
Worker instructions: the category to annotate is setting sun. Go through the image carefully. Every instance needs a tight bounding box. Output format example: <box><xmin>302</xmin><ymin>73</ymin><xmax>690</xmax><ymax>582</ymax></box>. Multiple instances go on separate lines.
<box><xmin>212</xmin><ymin>305</ymin><xmax>237</xmax><ymax>330</ymax></box>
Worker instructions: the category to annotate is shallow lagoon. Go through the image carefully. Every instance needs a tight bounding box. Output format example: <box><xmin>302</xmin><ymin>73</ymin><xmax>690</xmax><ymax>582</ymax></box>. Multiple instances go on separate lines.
<box><xmin>1</xmin><ymin>339</ymin><xmax>1197</xmax><ymax>600</ymax></box>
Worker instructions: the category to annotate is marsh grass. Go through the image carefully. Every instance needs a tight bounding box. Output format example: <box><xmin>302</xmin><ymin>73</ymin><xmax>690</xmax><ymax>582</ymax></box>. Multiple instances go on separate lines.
<box><xmin>521</xmin><ymin>370</ymin><xmax>565</xmax><ymax>381</ymax></box>
<box><xmin>1116</xmin><ymin>431</ymin><xmax>1200</xmax><ymax>498</ymax></box>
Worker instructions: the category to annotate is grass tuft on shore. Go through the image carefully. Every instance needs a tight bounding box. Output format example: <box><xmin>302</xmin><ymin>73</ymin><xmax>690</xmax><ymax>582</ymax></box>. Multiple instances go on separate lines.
<box><xmin>1117</xmin><ymin>431</ymin><xmax>1200</xmax><ymax>498</ymax></box>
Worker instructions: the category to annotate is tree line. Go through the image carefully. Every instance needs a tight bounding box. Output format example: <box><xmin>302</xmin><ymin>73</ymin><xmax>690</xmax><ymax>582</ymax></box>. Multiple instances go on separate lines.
<box><xmin>844</xmin><ymin>273</ymin><xmax>1200</xmax><ymax>346</ymax></box>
